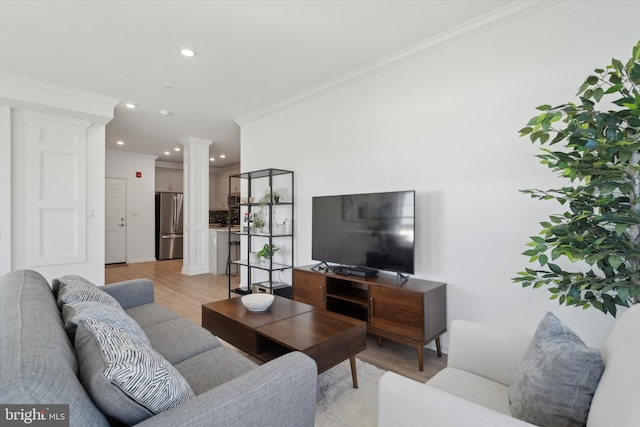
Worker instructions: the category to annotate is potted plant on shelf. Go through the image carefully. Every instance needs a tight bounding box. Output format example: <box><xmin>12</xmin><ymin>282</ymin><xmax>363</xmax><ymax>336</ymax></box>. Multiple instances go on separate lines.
<box><xmin>260</xmin><ymin>191</ymin><xmax>281</xmax><ymax>204</ymax></box>
<box><xmin>252</xmin><ymin>214</ymin><xmax>266</xmax><ymax>234</ymax></box>
<box><xmin>513</xmin><ymin>41</ymin><xmax>640</xmax><ymax>317</ymax></box>
<box><xmin>257</xmin><ymin>243</ymin><xmax>279</xmax><ymax>265</ymax></box>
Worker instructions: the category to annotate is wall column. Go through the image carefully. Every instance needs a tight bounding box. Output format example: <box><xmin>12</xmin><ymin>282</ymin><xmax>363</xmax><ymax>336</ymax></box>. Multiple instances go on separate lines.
<box><xmin>0</xmin><ymin>105</ymin><xmax>11</xmax><ymax>275</ymax></box>
<box><xmin>1</xmin><ymin>74</ymin><xmax>118</xmax><ymax>284</ymax></box>
<box><xmin>180</xmin><ymin>136</ymin><xmax>212</xmax><ymax>275</ymax></box>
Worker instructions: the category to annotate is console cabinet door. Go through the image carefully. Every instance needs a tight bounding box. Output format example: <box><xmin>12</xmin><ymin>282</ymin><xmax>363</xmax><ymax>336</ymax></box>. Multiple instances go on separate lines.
<box><xmin>369</xmin><ymin>284</ymin><xmax>423</xmax><ymax>341</ymax></box>
<box><xmin>292</xmin><ymin>269</ymin><xmax>326</xmax><ymax>308</ymax></box>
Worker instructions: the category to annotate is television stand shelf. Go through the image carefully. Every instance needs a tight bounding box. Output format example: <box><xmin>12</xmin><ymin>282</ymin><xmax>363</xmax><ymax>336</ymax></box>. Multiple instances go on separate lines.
<box><xmin>292</xmin><ymin>265</ymin><xmax>446</xmax><ymax>371</ymax></box>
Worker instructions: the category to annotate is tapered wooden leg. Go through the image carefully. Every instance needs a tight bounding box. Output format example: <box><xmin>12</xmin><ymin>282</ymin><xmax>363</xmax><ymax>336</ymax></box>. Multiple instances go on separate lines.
<box><xmin>377</xmin><ymin>336</ymin><xmax>383</xmax><ymax>347</ymax></box>
<box><xmin>417</xmin><ymin>345</ymin><xmax>424</xmax><ymax>371</ymax></box>
<box><xmin>435</xmin><ymin>337</ymin><xmax>442</xmax><ymax>357</ymax></box>
<box><xmin>349</xmin><ymin>356</ymin><xmax>358</xmax><ymax>388</ymax></box>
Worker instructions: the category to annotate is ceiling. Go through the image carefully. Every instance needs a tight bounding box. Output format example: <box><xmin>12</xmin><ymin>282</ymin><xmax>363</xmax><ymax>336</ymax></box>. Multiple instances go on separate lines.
<box><xmin>0</xmin><ymin>0</ymin><xmax>515</xmax><ymax>169</ymax></box>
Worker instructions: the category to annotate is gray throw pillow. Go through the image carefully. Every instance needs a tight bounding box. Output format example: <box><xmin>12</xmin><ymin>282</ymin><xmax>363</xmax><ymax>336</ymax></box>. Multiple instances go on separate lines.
<box><xmin>56</xmin><ymin>275</ymin><xmax>120</xmax><ymax>309</ymax></box>
<box><xmin>509</xmin><ymin>312</ymin><xmax>604</xmax><ymax>427</ymax></box>
<box><xmin>75</xmin><ymin>319</ymin><xmax>194</xmax><ymax>425</ymax></box>
<box><xmin>62</xmin><ymin>300</ymin><xmax>150</xmax><ymax>344</ymax></box>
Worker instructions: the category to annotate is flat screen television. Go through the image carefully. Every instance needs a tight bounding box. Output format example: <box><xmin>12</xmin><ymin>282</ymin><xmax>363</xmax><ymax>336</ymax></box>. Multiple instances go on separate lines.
<box><xmin>312</xmin><ymin>190</ymin><xmax>415</xmax><ymax>275</ymax></box>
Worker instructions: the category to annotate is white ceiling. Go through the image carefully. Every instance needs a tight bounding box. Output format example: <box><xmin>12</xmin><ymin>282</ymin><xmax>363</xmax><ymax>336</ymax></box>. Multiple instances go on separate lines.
<box><xmin>0</xmin><ymin>0</ymin><xmax>515</xmax><ymax>168</ymax></box>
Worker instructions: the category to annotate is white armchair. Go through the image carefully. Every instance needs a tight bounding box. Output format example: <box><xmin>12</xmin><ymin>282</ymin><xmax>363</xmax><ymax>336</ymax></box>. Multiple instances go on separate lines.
<box><xmin>378</xmin><ymin>305</ymin><xmax>640</xmax><ymax>427</ymax></box>
<box><xmin>378</xmin><ymin>319</ymin><xmax>533</xmax><ymax>427</ymax></box>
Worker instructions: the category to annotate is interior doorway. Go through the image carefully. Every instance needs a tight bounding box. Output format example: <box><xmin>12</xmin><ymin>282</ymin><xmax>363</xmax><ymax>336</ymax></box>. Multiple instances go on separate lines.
<box><xmin>105</xmin><ymin>177</ymin><xmax>126</xmax><ymax>264</ymax></box>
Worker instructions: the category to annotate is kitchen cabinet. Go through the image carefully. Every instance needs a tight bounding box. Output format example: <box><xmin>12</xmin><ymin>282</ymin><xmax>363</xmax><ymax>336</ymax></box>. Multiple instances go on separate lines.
<box><xmin>213</xmin><ymin>169</ymin><xmax>240</xmax><ymax>209</ymax></box>
<box><xmin>214</xmin><ymin>175</ymin><xmax>227</xmax><ymax>209</ymax></box>
<box><xmin>155</xmin><ymin>170</ymin><xmax>183</xmax><ymax>192</ymax></box>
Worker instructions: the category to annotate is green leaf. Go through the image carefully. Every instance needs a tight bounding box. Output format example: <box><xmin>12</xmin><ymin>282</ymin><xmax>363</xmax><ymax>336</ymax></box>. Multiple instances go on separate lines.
<box><xmin>539</xmin><ymin>254</ymin><xmax>548</xmax><ymax>266</ymax></box>
<box><xmin>548</xmin><ymin>263</ymin><xmax>562</xmax><ymax>274</ymax></box>
<box><xmin>608</xmin><ymin>255</ymin><xmax>623</xmax><ymax>270</ymax></box>
<box><xmin>612</xmin><ymin>58</ymin><xmax>624</xmax><ymax>73</ymax></box>
<box><xmin>617</xmin><ymin>287</ymin><xmax>630</xmax><ymax>302</ymax></box>
<box><xmin>615</xmin><ymin>223</ymin><xmax>628</xmax><ymax>236</ymax></box>
<box><xmin>604</xmin><ymin>83</ymin><xmax>623</xmax><ymax>94</ymax></box>
<box><xmin>593</xmin><ymin>87</ymin><xmax>604</xmax><ymax>102</ymax></box>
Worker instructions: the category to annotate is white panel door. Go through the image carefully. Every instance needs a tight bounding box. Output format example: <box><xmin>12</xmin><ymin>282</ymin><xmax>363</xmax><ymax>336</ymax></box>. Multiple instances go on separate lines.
<box><xmin>105</xmin><ymin>178</ymin><xmax>126</xmax><ymax>264</ymax></box>
<box><xmin>26</xmin><ymin>112</ymin><xmax>90</xmax><ymax>266</ymax></box>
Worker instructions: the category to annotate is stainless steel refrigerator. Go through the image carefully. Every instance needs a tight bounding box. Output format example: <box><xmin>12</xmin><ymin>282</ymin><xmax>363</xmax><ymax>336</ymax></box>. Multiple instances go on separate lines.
<box><xmin>155</xmin><ymin>192</ymin><xmax>184</xmax><ymax>260</ymax></box>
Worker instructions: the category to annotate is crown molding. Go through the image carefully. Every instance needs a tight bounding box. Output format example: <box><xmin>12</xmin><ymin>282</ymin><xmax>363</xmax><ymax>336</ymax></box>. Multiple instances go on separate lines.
<box><xmin>0</xmin><ymin>73</ymin><xmax>120</xmax><ymax>124</ymax></box>
<box><xmin>236</xmin><ymin>0</ymin><xmax>561</xmax><ymax>126</ymax></box>
<box><xmin>155</xmin><ymin>160</ymin><xmax>184</xmax><ymax>171</ymax></box>
<box><xmin>106</xmin><ymin>150</ymin><xmax>159</xmax><ymax>161</ymax></box>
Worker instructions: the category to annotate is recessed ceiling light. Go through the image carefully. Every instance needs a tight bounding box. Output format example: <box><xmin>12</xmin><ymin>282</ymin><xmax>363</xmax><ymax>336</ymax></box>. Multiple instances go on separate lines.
<box><xmin>209</xmin><ymin>157</ymin><xmax>215</xmax><ymax>162</ymax></box>
<box><xmin>174</xmin><ymin>147</ymin><xmax>181</xmax><ymax>152</ymax></box>
<box><xmin>220</xmin><ymin>154</ymin><xmax>226</xmax><ymax>159</ymax></box>
<box><xmin>125</xmin><ymin>103</ymin><xmax>137</xmax><ymax>109</ymax></box>
<box><xmin>164</xmin><ymin>151</ymin><xmax>170</xmax><ymax>155</ymax></box>
<box><xmin>116</xmin><ymin>140</ymin><xmax>124</xmax><ymax>145</ymax></box>
<box><xmin>160</xmin><ymin>110</ymin><xmax>172</xmax><ymax>117</ymax></box>
<box><xmin>180</xmin><ymin>48</ymin><xmax>196</xmax><ymax>57</ymax></box>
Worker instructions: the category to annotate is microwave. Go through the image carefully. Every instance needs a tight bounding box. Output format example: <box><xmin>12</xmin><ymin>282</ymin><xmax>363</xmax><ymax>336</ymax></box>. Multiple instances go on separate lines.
<box><xmin>228</xmin><ymin>193</ymin><xmax>240</xmax><ymax>207</ymax></box>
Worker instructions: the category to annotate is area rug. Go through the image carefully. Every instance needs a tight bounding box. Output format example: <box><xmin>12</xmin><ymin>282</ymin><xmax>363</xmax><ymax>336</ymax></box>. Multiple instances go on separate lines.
<box><xmin>315</xmin><ymin>358</ymin><xmax>386</xmax><ymax>427</ymax></box>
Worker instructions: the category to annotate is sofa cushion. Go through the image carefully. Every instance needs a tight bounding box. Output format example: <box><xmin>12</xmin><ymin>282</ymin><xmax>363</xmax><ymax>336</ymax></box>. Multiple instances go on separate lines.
<box><xmin>143</xmin><ymin>318</ymin><xmax>222</xmax><ymax>364</ymax></box>
<box><xmin>174</xmin><ymin>346</ymin><xmax>257</xmax><ymax>395</ymax></box>
<box><xmin>125</xmin><ymin>302</ymin><xmax>181</xmax><ymax>328</ymax></box>
<box><xmin>509</xmin><ymin>312</ymin><xmax>603</xmax><ymax>427</ymax></box>
<box><xmin>62</xmin><ymin>300</ymin><xmax>150</xmax><ymax>344</ymax></box>
<box><xmin>56</xmin><ymin>275</ymin><xmax>120</xmax><ymax>309</ymax></box>
<box><xmin>428</xmin><ymin>367</ymin><xmax>511</xmax><ymax>416</ymax></box>
<box><xmin>75</xmin><ymin>319</ymin><xmax>194</xmax><ymax>425</ymax></box>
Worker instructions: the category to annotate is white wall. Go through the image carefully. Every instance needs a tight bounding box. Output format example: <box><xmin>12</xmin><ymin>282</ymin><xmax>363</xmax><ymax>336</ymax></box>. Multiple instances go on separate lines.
<box><xmin>106</xmin><ymin>151</ymin><xmax>157</xmax><ymax>263</ymax></box>
<box><xmin>240</xmin><ymin>1</ymin><xmax>640</xmax><ymax>350</ymax></box>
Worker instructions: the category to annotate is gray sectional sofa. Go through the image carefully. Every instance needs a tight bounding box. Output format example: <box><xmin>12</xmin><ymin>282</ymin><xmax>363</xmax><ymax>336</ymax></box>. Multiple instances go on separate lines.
<box><xmin>0</xmin><ymin>270</ymin><xmax>318</xmax><ymax>426</ymax></box>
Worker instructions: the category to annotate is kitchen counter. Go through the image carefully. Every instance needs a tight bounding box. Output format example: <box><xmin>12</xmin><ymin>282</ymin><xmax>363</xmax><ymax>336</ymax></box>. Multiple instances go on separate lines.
<box><xmin>209</xmin><ymin>228</ymin><xmax>241</xmax><ymax>275</ymax></box>
<box><xmin>209</xmin><ymin>224</ymin><xmax>241</xmax><ymax>231</ymax></box>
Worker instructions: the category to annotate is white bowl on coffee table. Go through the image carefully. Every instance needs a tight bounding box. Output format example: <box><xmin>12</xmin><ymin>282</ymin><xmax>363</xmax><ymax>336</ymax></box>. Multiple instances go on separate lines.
<box><xmin>241</xmin><ymin>293</ymin><xmax>274</xmax><ymax>312</ymax></box>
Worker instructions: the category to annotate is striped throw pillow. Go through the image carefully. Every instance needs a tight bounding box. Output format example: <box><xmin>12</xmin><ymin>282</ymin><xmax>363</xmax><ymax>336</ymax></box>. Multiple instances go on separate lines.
<box><xmin>56</xmin><ymin>275</ymin><xmax>120</xmax><ymax>309</ymax></box>
<box><xmin>62</xmin><ymin>301</ymin><xmax>150</xmax><ymax>344</ymax></box>
<box><xmin>76</xmin><ymin>319</ymin><xmax>194</xmax><ymax>424</ymax></box>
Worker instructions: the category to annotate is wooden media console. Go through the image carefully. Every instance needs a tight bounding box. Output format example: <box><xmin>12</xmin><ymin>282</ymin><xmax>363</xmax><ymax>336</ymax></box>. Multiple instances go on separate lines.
<box><xmin>292</xmin><ymin>265</ymin><xmax>446</xmax><ymax>371</ymax></box>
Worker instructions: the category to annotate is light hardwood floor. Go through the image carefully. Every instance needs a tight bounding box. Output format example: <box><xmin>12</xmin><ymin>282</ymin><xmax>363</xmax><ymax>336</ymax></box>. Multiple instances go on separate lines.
<box><xmin>105</xmin><ymin>259</ymin><xmax>446</xmax><ymax>382</ymax></box>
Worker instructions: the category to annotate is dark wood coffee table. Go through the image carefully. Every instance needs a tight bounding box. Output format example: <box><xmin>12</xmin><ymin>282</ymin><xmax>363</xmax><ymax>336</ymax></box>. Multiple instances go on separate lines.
<box><xmin>202</xmin><ymin>296</ymin><xmax>367</xmax><ymax>387</ymax></box>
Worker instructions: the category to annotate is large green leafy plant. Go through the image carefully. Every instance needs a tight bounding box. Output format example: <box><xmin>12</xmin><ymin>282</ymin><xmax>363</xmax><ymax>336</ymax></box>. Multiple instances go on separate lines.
<box><xmin>514</xmin><ymin>41</ymin><xmax>640</xmax><ymax>317</ymax></box>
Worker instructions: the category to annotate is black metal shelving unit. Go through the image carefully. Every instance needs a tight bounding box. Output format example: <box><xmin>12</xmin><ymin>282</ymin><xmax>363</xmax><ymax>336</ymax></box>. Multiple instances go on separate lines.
<box><xmin>227</xmin><ymin>168</ymin><xmax>294</xmax><ymax>298</ymax></box>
